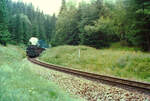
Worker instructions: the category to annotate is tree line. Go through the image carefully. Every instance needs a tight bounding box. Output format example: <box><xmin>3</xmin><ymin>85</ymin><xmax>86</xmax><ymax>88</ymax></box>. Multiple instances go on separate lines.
<box><xmin>0</xmin><ymin>0</ymin><xmax>56</xmax><ymax>45</ymax></box>
<box><xmin>0</xmin><ymin>0</ymin><xmax>150</xmax><ymax>51</ymax></box>
<box><xmin>52</xmin><ymin>0</ymin><xmax>150</xmax><ymax>51</ymax></box>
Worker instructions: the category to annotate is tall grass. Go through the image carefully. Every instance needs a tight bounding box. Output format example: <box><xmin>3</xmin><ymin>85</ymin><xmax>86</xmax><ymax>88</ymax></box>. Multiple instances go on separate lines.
<box><xmin>0</xmin><ymin>45</ymin><xmax>80</xmax><ymax>101</ymax></box>
<box><xmin>39</xmin><ymin>45</ymin><xmax>150</xmax><ymax>82</ymax></box>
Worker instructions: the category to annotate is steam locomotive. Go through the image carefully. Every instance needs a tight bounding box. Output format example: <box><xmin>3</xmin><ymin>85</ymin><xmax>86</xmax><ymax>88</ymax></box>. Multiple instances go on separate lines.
<box><xmin>26</xmin><ymin>37</ymin><xmax>49</xmax><ymax>58</ymax></box>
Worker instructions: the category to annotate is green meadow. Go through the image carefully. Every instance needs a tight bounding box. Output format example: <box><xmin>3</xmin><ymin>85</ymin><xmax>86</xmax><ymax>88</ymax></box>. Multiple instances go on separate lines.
<box><xmin>0</xmin><ymin>45</ymin><xmax>81</xmax><ymax>101</ymax></box>
<box><xmin>39</xmin><ymin>43</ymin><xmax>150</xmax><ymax>83</ymax></box>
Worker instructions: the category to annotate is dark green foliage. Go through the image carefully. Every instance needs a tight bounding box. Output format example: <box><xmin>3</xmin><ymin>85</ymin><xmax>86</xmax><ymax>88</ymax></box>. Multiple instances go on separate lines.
<box><xmin>1</xmin><ymin>0</ymin><xmax>150</xmax><ymax>51</ymax></box>
<box><xmin>49</xmin><ymin>14</ymin><xmax>56</xmax><ymax>43</ymax></box>
<box><xmin>0</xmin><ymin>0</ymin><xmax>10</xmax><ymax>46</ymax></box>
<box><xmin>50</xmin><ymin>0</ymin><xmax>150</xmax><ymax>51</ymax></box>
<box><xmin>135</xmin><ymin>0</ymin><xmax>150</xmax><ymax>51</ymax></box>
<box><xmin>78</xmin><ymin>2</ymin><xmax>102</xmax><ymax>47</ymax></box>
<box><xmin>52</xmin><ymin>2</ymin><xmax>80</xmax><ymax>46</ymax></box>
<box><xmin>52</xmin><ymin>0</ymin><xmax>115</xmax><ymax>48</ymax></box>
<box><xmin>122</xmin><ymin>0</ymin><xmax>150</xmax><ymax>51</ymax></box>
<box><xmin>6</xmin><ymin>0</ymin><xmax>56</xmax><ymax>45</ymax></box>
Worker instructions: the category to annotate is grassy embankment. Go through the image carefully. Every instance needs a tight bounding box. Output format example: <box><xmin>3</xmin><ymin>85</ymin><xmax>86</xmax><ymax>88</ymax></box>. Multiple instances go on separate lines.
<box><xmin>0</xmin><ymin>45</ymin><xmax>81</xmax><ymax>101</ymax></box>
<box><xmin>39</xmin><ymin>43</ymin><xmax>150</xmax><ymax>82</ymax></box>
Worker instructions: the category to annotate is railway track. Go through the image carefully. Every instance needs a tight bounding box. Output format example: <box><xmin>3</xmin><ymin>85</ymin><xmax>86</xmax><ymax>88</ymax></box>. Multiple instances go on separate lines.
<box><xmin>28</xmin><ymin>57</ymin><xmax>150</xmax><ymax>93</ymax></box>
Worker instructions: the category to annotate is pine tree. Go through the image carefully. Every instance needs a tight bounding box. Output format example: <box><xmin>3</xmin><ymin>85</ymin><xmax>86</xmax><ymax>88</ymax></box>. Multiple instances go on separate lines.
<box><xmin>0</xmin><ymin>0</ymin><xmax>10</xmax><ymax>46</ymax></box>
<box><xmin>135</xmin><ymin>0</ymin><xmax>150</xmax><ymax>51</ymax></box>
<box><xmin>59</xmin><ymin>0</ymin><xmax>66</xmax><ymax>15</ymax></box>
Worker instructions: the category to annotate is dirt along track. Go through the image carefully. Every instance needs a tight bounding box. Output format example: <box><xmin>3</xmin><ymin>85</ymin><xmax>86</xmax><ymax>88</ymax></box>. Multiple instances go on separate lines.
<box><xmin>28</xmin><ymin>57</ymin><xmax>150</xmax><ymax>95</ymax></box>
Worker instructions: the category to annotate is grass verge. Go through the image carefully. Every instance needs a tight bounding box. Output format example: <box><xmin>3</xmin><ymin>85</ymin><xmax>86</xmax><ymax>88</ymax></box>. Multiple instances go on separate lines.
<box><xmin>0</xmin><ymin>45</ymin><xmax>81</xmax><ymax>101</ymax></box>
<box><xmin>39</xmin><ymin>45</ymin><xmax>150</xmax><ymax>82</ymax></box>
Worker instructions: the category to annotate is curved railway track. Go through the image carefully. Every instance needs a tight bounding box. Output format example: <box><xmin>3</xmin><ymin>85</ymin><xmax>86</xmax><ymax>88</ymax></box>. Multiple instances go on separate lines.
<box><xmin>28</xmin><ymin>57</ymin><xmax>150</xmax><ymax>93</ymax></box>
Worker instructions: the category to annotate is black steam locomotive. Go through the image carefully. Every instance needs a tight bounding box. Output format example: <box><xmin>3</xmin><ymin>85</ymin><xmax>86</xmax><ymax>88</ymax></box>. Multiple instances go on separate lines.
<box><xmin>26</xmin><ymin>45</ymin><xmax>45</xmax><ymax>58</ymax></box>
<box><xmin>26</xmin><ymin>39</ymin><xmax>49</xmax><ymax>58</ymax></box>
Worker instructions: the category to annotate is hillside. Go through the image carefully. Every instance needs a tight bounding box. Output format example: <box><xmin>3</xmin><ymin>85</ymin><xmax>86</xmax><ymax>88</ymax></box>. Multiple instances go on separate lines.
<box><xmin>0</xmin><ymin>45</ymin><xmax>80</xmax><ymax>101</ymax></box>
<box><xmin>39</xmin><ymin>45</ymin><xmax>150</xmax><ymax>82</ymax></box>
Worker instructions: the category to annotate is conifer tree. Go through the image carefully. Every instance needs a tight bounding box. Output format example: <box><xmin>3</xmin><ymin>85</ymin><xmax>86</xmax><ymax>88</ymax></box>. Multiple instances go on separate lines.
<box><xmin>59</xmin><ymin>0</ymin><xmax>66</xmax><ymax>15</ymax></box>
<box><xmin>0</xmin><ymin>0</ymin><xmax>10</xmax><ymax>46</ymax></box>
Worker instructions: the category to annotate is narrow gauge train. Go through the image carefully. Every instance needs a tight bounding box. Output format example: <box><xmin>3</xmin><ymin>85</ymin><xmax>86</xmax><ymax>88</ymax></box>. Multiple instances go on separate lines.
<box><xmin>26</xmin><ymin>37</ymin><xmax>49</xmax><ymax>58</ymax></box>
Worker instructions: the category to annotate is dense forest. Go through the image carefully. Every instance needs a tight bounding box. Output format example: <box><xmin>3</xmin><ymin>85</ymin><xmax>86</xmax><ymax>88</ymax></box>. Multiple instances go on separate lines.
<box><xmin>0</xmin><ymin>0</ymin><xmax>150</xmax><ymax>51</ymax></box>
<box><xmin>0</xmin><ymin>0</ymin><xmax>56</xmax><ymax>45</ymax></box>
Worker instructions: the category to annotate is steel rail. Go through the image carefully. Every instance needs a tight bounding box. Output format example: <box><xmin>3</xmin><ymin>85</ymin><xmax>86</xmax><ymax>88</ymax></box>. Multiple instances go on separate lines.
<box><xmin>28</xmin><ymin>57</ymin><xmax>150</xmax><ymax>92</ymax></box>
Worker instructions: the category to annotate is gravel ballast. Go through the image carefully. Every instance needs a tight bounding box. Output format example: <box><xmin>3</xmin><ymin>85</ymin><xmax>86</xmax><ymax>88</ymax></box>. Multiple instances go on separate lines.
<box><xmin>28</xmin><ymin>60</ymin><xmax>150</xmax><ymax>101</ymax></box>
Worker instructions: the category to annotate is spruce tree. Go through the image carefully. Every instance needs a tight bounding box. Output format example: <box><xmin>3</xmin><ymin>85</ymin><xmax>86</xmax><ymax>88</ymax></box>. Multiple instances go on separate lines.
<box><xmin>0</xmin><ymin>0</ymin><xmax>10</xmax><ymax>46</ymax></box>
<box><xmin>59</xmin><ymin>0</ymin><xmax>66</xmax><ymax>15</ymax></box>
